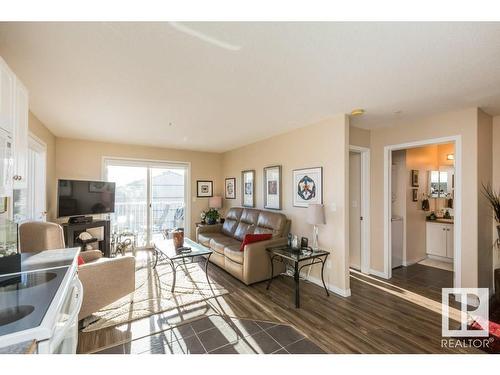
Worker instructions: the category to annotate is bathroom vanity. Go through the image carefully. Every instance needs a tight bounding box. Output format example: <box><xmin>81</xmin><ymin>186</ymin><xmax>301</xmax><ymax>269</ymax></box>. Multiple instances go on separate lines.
<box><xmin>426</xmin><ymin>220</ymin><xmax>454</xmax><ymax>259</ymax></box>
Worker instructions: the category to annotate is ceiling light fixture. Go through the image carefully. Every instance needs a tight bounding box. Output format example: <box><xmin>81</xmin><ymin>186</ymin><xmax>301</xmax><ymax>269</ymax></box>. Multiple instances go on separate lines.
<box><xmin>447</xmin><ymin>154</ymin><xmax>454</xmax><ymax>160</ymax></box>
<box><xmin>169</xmin><ymin>22</ymin><xmax>242</xmax><ymax>51</ymax></box>
<box><xmin>350</xmin><ymin>109</ymin><xmax>365</xmax><ymax>117</ymax></box>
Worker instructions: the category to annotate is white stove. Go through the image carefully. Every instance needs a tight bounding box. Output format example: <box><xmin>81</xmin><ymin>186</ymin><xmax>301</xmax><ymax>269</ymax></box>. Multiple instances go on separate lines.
<box><xmin>0</xmin><ymin>248</ymin><xmax>82</xmax><ymax>354</ymax></box>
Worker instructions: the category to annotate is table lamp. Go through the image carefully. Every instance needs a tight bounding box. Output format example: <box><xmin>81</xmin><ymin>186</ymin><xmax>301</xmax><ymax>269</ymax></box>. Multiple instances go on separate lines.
<box><xmin>208</xmin><ymin>196</ymin><xmax>222</xmax><ymax>209</ymax></box>
<box><xmin>306</xmin><ymin>204</ymin><xmax>325</xmax><ymax>250</ymax></box>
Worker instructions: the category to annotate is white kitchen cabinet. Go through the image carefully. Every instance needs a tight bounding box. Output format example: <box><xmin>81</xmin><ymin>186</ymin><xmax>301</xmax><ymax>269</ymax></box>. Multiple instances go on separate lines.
<box><xmin>426</xmin><ymin>221</ymin><xmax>453</xmax><ymax>259</ymax></box>
<box><xmin>0</xmin><ymin>58</ymin><xmax>14</xmax><ymax>134</ymax></box>
<box><xmin>12</xmin><ymin>79</ymin><xmax>28</xmax><ymax>189</ymax></box>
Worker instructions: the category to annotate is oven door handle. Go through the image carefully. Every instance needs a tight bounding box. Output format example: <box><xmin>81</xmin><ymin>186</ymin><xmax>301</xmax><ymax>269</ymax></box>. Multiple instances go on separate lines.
<box><xmin>50</xmin><ymin>277</ymin><xmax>84</xmax><ymax>350</ymax></box>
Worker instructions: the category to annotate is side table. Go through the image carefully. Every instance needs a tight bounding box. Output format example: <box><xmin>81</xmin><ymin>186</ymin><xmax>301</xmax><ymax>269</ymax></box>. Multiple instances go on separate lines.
<box><xmin>266</xmin><ymin>245</ymin><xmax>330</xmax><ymax>308</ymax></box>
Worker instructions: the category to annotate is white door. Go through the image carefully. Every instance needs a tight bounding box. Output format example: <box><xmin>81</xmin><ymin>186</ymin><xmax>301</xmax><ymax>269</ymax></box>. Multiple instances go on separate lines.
<box><xmin>349</xmin><ymin>152</ymin><xmax>362</xmax><ymax>270</ymax></box>
<box><xmin>12</xmin><ymin>134</ymin><xmax>46</xmax><ymax>222</ymax></box>
<box><xmin>0</xmin><ymin>58</ymin><xmax>14</xmax><ymax>134</ymax></box>
<box><xmin>13</xmin><ymin>79</ymin><xmax>28</xmax><ymax>188</ymax></box>
<box><xmin>446</xmin><ymin>225</ymin><xmax>454</xmax><ymax>258</ymax></box>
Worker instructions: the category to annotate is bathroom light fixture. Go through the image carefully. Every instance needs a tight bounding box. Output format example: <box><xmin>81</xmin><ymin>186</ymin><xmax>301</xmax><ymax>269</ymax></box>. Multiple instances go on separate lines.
<box><xmin>447</xmin><ymin>154</ymin><xmax>454</xmax><ymax>160</ymax></box>
<box><xmin>350</xmin><ymin>109</ymin><xmax>365</xmax><ymax>116</ymax></box>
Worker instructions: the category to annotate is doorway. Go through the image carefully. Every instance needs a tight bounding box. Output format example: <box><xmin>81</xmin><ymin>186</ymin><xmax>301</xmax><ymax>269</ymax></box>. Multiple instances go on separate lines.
<box><xmin>12</xmin><ymin>133</ymin><xmax>47</xmax><ymax>222</ymax></box>
<box><xmin>103</xmin><ymin>158</ymin><xmax>190</xmax><ymax>247</ymax></box>
<box><xmin>384</xmin><ymin>136</ymin><xmax>461</xmax><ymax>288</ymax></box>
<box><xmin>349</xmin><ymin>145</ymin><xmax>370</xmax><ymax>274</ymax></box>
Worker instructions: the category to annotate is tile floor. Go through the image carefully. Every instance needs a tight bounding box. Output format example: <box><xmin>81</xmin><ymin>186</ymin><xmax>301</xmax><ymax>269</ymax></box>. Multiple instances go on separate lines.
<box><xmin>94</xmin><ymin>315</ymin><xmax>325</xmax><ymax>354</ymax></box>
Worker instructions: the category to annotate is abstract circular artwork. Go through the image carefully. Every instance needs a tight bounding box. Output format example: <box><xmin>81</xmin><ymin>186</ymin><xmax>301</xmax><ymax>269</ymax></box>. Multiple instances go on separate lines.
<box><xmin>297</xmin><ymin>175</ymin><xmax>316</xmax><ymax>200</ymax></box>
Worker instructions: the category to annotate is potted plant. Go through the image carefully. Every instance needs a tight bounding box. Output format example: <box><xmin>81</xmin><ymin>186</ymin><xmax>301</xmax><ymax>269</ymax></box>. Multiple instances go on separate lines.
<box><xmin>482</xmin><ymin>183</ymin><xmax>500</xmax><ymax>301</ymax></box>
<box><xmin>202</xmin><ymin>208</ymin><xmax>220</xmax><ymax>225</ymax></box>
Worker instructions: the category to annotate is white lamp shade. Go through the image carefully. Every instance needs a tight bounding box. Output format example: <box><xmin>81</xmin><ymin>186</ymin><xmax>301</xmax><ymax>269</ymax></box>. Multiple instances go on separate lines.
<box><xmin>209</xmin><ymin>196</ymin><xmax>222</xmax><ymax>209</ymax></box>
<box><xmin>306</xmin><ymin>204</ymin><xmax>325</xmax><ymax>225</ymax></box>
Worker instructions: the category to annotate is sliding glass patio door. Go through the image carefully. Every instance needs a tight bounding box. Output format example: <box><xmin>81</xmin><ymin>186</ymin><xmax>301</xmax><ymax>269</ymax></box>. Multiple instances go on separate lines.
<box><xmin>104</xmin><ymin>159</ymin><xmax>189</xmax><ymax>247</ymax></box>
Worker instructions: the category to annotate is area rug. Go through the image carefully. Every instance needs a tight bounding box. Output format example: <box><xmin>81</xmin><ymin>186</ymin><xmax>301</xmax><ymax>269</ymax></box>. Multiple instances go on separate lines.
<box><xmin>82</xmin><ymin>250</ymin><xmax>229</xmax><ymax>332</ymax></box>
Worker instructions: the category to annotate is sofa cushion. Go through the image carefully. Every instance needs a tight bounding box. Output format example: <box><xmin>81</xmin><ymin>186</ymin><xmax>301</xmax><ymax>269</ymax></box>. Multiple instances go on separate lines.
<box><xmin>255</xmin><ymin>211</ymin><xmax>287</xmax><ymax>238</ymax></box>
<box><xmin>210</xmin><ymin>236</ymin><xmax>240</xmax><ymax>254</ymax></box>
<box><xmin>224</xmin><ymin>244</ymin><xmax>244</xmax><ymax>264</ymax></box>
<box><xmin>234</xmin><ymin>222</ymin><xmax>255</xmax><ymax>241</ymax></box>
<box><xmin>240</xmin><ymin>209</ymin><xmax>260</xmax><ymax>225</ymax></box>
<box><xmin>198</xmin><ymin>232</ymin><xmax>223</xmax><ymax>247</ymax></box>
<box><xmin>221</xmin><ymin>208</ymin><xmax>242</xmax><ymax>237</ymax></box>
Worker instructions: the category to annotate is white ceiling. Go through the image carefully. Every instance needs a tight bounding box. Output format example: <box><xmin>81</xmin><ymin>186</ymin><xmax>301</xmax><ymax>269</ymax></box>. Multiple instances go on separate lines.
<box><xmin>1</xmin><ymin>22</ymin><xmax>500</xmax><ymax>152</ymax></box>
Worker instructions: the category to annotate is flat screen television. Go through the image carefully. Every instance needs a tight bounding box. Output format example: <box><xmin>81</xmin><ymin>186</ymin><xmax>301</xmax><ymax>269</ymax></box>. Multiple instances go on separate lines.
<box><xmin>57</xmin><ymin>179</ymin><xmax>115</xmax><ymax>218</ymax></box>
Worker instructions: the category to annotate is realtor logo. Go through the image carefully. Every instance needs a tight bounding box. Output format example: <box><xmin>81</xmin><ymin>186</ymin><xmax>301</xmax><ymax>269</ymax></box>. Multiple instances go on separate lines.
<box><xmin>441</xmin><ymin>288</ymin><xmax>489</xmax><ymax>337</ymax></box>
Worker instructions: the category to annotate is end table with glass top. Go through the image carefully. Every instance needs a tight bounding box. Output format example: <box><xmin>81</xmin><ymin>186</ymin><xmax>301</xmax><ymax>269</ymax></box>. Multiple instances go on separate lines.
<box><xmin>266</xmin><ymin>245</ymin><xmax>330</xmax><ymax>308</ymax></box>
<box><xmin>152</xmin><ymin>237</ymin><xmax>212</xmax><ymax>293</ymax></box>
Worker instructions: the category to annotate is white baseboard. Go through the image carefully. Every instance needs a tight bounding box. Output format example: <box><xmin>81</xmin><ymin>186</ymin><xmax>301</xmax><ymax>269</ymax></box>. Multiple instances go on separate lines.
<box><xmin>306</xmin><ymin>274</ymin><xmax>351</xmax><ymax>297</ymax></box>
<box><xmin>403</xmin><ymin>256</ymin><xmax>427</xmax><ymax>267</ymax></box>
<box><xmin>369</xmin><ymin>268</ymin><xmax>389</xmax><ymax>279</ymax></box>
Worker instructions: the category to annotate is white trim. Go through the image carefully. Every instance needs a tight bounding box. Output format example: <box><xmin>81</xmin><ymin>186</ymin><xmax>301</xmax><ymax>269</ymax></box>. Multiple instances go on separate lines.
<box><xmin>383</xmin><ymin>135</ymin><xmax>462</xmax><ymax>288</ymax></box>
<box><xmin>306</xmin><ymin>274</ymin><xmax>351</xmax><ymax>297</ymax></box>
<box><xmin>368</xmin><ymin>268</ymin><xmax>387</xmax><ymax>279</ymax></box>
<box><xmin>101</xmin><ymin>156</ymin><xmax>192</xmax><ymax>243</ymax></box>
<box><xmin>349</xmin><ymin>145</ymin><xmax>371</xmax><ymax>275</ymax></box>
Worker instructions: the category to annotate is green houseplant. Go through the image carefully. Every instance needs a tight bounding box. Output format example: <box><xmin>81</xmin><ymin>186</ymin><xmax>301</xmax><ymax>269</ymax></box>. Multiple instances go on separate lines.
<box><xmin>202</xmin><ymin>208</ymin><xmax>220</xmax><ymax>225</ymax></box>
<box><xmin>482</xmin><ymin>183</ymin><xmax>500</xmax><ymax>301</ymax></box>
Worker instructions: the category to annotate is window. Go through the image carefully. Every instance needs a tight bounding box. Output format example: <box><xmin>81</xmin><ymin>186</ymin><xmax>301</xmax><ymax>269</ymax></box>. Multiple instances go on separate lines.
<box><xmin>104</xmin><ymin>158</ymin><xmax>189</xmax><ymax>247</ymax></box>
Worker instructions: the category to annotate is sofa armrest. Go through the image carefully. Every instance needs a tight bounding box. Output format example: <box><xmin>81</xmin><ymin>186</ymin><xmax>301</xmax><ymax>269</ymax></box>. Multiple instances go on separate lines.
<box><xmin>243</xmin><ymin>237</ymin><xmax>287</xmax><ymax>285</ymax></box>
<box><xmin>80</xmin><ymin>250</ymin><xmax>103</xmax><ymax>263</ymax></box>
<box><xmin>77</xmin><ymin>255</ymin><xmax>136</xmax><ymax>319</ymax></box>
<box><xmin>196</xmin><ymin>224</ymin><xmax>223</xmax><ymax>242</ymax></box>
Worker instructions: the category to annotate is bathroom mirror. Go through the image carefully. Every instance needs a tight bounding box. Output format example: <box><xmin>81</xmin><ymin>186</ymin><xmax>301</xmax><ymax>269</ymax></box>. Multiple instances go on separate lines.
<box><xmin>428</xmin><ymin>169</ymin><xmax>453</xmax><ymax>198</ymax></box>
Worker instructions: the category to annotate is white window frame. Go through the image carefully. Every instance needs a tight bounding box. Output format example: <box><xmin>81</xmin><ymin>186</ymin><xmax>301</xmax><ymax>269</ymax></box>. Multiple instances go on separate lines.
<box><xmin>102</xmin><ymin>156</ymin><xmax>191</xmax><ymax>246</ymax></box>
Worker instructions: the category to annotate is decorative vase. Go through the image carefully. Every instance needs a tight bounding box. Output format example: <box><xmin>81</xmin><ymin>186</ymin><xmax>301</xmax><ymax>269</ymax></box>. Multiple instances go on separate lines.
<box><xmin>172</xmin><ymin>229</ymin><xmax>184</xmax><ymax>249</ymax></box>
<box><xmin>207</xmin><ymin>217</ymin><xmax>216</xmax><ymax>225</ymax></box>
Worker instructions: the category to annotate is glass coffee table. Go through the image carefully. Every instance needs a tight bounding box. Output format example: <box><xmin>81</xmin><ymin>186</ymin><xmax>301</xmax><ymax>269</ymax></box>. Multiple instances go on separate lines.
<box><xmin>266</xmin><ymin>245</ymin><xmax>330</xmax><ymax>308</ymax></box>
<box><xmin>152</xmin><ymin>237</ymin><xmax>212</xmax><ymax>293</ymax></box>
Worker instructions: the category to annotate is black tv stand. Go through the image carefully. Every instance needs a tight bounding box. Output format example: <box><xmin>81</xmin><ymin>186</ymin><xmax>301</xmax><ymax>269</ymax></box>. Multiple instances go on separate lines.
<box><xmin>68</xmin><ymin>215</ymin><xmax>93</xmax><ymax>224</ymax></box>
<box><xmin>62</xmin><ymin>219</ymin><xmax>111</xmax><ymax>257</ymax></box>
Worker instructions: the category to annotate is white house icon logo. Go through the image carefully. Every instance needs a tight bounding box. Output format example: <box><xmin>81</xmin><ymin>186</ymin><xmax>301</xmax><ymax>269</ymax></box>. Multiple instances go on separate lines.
<box><xmin>441</xmin><ymin>288</ymin><xmax>489</xmax><ymax>337</ymax></box>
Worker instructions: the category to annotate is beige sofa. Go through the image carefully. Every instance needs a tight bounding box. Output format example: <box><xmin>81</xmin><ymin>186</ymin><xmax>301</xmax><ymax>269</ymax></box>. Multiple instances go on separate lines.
<box><xmin>18</xmin><ymin>221</ymin><xmax>135</xmax><ymax>320</ymax></box>
<box><xmin>196</xmin><ymin>207</ymin><xmax>290</xmax><ymax>285</ymax></box>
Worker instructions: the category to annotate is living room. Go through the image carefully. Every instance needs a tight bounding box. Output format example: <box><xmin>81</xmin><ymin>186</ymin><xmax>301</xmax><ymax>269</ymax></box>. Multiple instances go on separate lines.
<box><xmin>1</xmin><ymin>2</ymin><xmax>500</xmax><ymax>373</ymax></box>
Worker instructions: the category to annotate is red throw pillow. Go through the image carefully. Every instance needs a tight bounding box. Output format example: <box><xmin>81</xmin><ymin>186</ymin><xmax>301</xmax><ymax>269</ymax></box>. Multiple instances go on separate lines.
<box><xmin>77</xmin><ymin>255</ymin><xmax>85</xmax><ymax>266</ymax></box>
<box><xmin>240</xmin><ymin>233</ymin><xmax>272</xmax><ymax>251</ymax></box>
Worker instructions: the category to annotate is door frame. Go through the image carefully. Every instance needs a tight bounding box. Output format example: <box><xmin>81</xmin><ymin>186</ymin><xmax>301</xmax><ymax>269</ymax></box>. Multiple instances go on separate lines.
<box><xmin>28</xmin><ymin>132</ymin><xmax>47</xmax><ymax>221</ymax></box>
<box><xmin>101</xmin><ymin>156</ymin><xmax>192</xmax><ymax>245</ymax></box>
<box><xmin>383</xmin><ymin>135</ymin><xmax>461</xmax><ymax>288</ymax></box>
<box><xmin>349</xmin><ymin>145</ymin><xmax>371</xmax><ymax>274</ymax></box>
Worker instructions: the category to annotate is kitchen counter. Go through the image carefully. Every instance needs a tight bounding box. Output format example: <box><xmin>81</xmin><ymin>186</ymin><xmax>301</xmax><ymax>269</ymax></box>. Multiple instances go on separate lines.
<box><xmin>0</xmin><ymin>340</ymin><xmax>36</xmax><ymax>354</ymax></box>
<box><xmin>0</xmin><ymin>247</ymin><xmax>81</xmax><ymax>353</ymax></box>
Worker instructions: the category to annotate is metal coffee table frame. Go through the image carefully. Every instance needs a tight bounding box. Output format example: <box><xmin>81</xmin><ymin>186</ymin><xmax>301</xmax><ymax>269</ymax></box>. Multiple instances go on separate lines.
<box><xmin>266</xmin><ymin>246</ymin><xmax>330</xmax><ymax>308</ymax></box>
<box><xmin>153</xmin><ymin>239</ymin><xmax>212</xmax><ymax>293</ymax></box>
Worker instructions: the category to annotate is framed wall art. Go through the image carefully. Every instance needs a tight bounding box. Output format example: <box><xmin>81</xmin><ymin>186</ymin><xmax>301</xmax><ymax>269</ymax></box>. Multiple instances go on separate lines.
<box><xmin>225</xmin><ymin>177</ymin><xmax>236</xmax><ymax>199</ymax></box>
<box><xmin>293</xmin><ymin>167</ymin><xmax>323</xmax><ymax>207</ymax></box>
<box><xmin>411</xmin><ymin>170</ymin><xmax>419</xmax><ymax>187</ymax></box>
<box><xmin>241</xmin><ymin>170</ymin><xmax>255</xmax><ymax>207</ymax></box>
<box><xmin>196</xmin><ymin>180</ymin><xmax>213</xmax><ymax>198</ymax></box>
<box><xmin>264</xmin><ymin>165</ymin><xmax>282</xmax><ymax>210</ymax></box>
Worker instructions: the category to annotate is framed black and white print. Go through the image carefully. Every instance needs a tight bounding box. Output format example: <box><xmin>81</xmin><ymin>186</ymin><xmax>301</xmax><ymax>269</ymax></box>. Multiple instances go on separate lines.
<box><xmin>411</xmin><ymin>170</ymin><xmax>419</xmax><ymax>187</ymax></box>
<box><xmin>293</xmin><ymin>167</ymin><xmax>323</xmax><ymax>207</ymax></box>
<box><xmin>264</xmin><ymin>165</ymin><xmax>281</xmax><ymax>210</ymax></box>
<box><xmin>241</xmin><ymin>170</ymin><xmax>255</xmax><ymax>207</ymax></box>
<box><xmin>225</xmin><ymin>177</ymin><xmax>236</xmax><ymax>199</ymax></box>
<box><xmin>196</xmin><ymin>180</ymin><xmax>213</xmax><ymax>198</ymax></box>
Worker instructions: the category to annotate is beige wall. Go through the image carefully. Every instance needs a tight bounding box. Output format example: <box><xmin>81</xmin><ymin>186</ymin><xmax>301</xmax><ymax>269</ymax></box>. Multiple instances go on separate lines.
<box><xmin>477</xmin><ymin>109</ymin><xmax>493</xmax><ymax>289</ymax></box>
<box><xmin>222</xmin><ymin>115</ymin><xmax>351</xmax><ymax>295</ymax></box>
<box><xmin>370</xmin><ymin>108</ymin><xmax>479</xmax><ymax>288</ymax></box>
<box><xmin>28</xmin><ymin>112</ymin><xmax>57</xmax><ymax>220</ymax></box>
<box><xmin>350</xmin><ymin>126</ymin><xmax>370</xmax><ymax>148</ymax></box>
<box><xmin>55</xmin><ymin>138</ymin><xmax>223</xmax><ymax>238</ymax></box>
<box><xmin>349</xmin><ymin>152</ymin><xmax>361</xmax><ymax>269</ymax></box>
<box><xmin>493</xmin><ymin>116</ymin><xmax>500</xmax><ymax>273</ymax></box>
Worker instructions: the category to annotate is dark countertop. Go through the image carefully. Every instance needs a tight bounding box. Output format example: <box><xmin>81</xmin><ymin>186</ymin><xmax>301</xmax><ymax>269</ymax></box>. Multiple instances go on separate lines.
<box><xmin>426</xmin><ymin>218</ymin><xmax>454</xmax><ymax>224</ymax></box>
